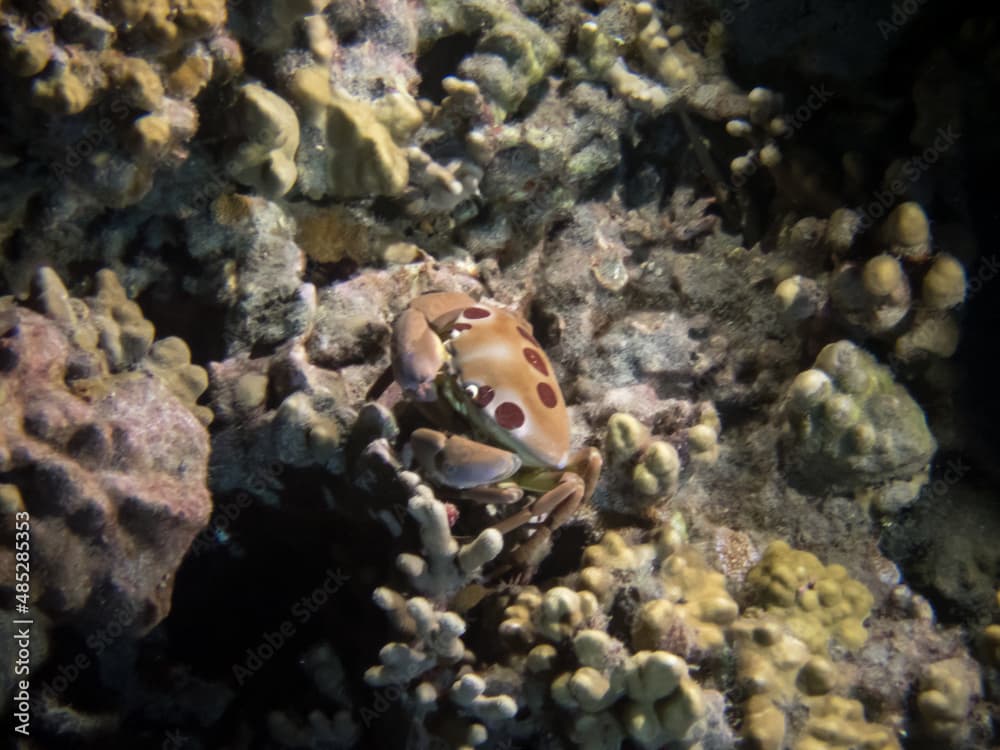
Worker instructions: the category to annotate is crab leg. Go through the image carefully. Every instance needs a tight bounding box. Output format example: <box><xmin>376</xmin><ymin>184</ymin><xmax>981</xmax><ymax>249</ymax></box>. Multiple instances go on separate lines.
<box><xmin>390</xmin><ymin>292</ymin><xmax>477</xmax><ymax>401</ymax></box>
<box><xmin>489</xmin><ymin>447</ymin><xmax>602</xmax><ymax>534</ymax></box>
<box><xmin>456</xmin><ymin>485</ymin><xmax>524</xmax><ymax>505</ymax></box>
<box><xmin>490</xmin><ymin>474</ymin><xmax>584</xmax><ymax>534</ymax></box>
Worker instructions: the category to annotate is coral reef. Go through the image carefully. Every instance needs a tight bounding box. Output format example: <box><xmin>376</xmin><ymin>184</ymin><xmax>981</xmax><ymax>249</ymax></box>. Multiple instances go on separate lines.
<box><xmin>1</xmin><ymin>0</ymin><xmax>997</xmax><ymax>748</ymax></box>
<box><xmin>226</xmin><ymin>83</ymin><xmax>301</xmax><ymax>198</ymax></box>
<box><xmin>288</xmin><ymin>65</ymin><xmax>414</xmax><ymax>199</ymax></box>
<box><xmin>915</xmin><ymin>657</ymin><xmax>982</xmax><ymax>743</ymax></box>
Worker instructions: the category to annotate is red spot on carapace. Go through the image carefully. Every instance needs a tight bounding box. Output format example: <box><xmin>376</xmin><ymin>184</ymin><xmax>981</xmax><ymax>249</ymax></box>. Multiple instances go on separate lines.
<box><xmin>495</xmin><ymin>402</ymin><xmax>525</xmax><ymax>429</ymax></box>
<box><xmin>453</xmin><ymin>322</ymin><xmax>472</xmax><ymax>332</ymax></box>
<box><xmin>537</xmin><ymin>382</ymin><xmax>558</xmax><ymax>408</ymax></box>
<box><xmin>444</xmin><ymin>502</ymin><xmax>459</xmax><ymax>527</ymax></box>
<box><xmin>473</xmin><ymin>385</ymin><xmax>495</xmax><ymax>407</ymax></box>
<box><xmin>523</xmin><ymin>347</ymin><xmax>548</xmax><ymax>376</ymax></box>
<box><xmin>517</xmin><ymin>326</ymin><xmax>541</xmax><ymax>347</ymax></box>
<box><xmin>464</xmin><ymin>306</ymin><xmax>490</xmax><ymax>319</ymax></box>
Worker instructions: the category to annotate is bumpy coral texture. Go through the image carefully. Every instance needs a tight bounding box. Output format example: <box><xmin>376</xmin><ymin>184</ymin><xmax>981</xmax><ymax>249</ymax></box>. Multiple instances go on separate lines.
<box><xmin>362</xmin><ymin>515</ymin><xmax>741</xmax><ymax>750</ymax></box>
<box><xmin>0</xmin><ymin>0</ymin><xmax>232</xmax><ymax>206</ymax></box>
<box><xmin>745</xmin><ymin>540</ymin><xmax>873</xmax><ymax>653</ymax></box>
<box><xmin>782</xmin><ymin>340</ymin><xmax>936</xmax><ymax>508</ymax></box>
<box><xmin>0</xmin><ymin>268</ymin><xmax>211</xmax><ymax>633</ymax></box>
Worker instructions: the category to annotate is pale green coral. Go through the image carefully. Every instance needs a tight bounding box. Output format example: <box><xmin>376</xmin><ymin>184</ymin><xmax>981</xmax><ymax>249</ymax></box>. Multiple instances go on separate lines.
<box><xmin>631</xmin><ymin>544</ymin><xmax>739</xmax><ymax>657</ymax></box>
<box><xmin>604</xmin><ymin>411</ymin><xmax>719</xmax><ymax>513</ymax></box>
<box><xmin>634</xmin><ymin>2</ymin><xmax>699</xmax><ymax>89</ymax></box>
<box><xmin>881</xmin><ymin>201</ymin><xmax>931</xmax><ymax>261</ymax></box>
<box><xmin>576</xmin><ymin>19</ymin><xmax>672</xmax><ymax>113</ymax></box>
<box><xmin>984</xmin><ymin>591</ymin><xmax>1000</xmax><ymax>667</ymax></box>
<box><xmin>829</xmin><ymin>254</ymin><xmax>912</xmax><ymax>335</ymax></box>
<box><xmin>727</xmin><ymin>618</ymin><xmax>840</xmax><ymax>750</ymax></box>
<box><xmin>424</xmin><ymin>0</ymin><xmax>560</xmax><ymax>119</ymax></box>
<box><xmin>688</xmin><ymin>404</ymin><xmax>721</xmax><ymax>463</ymax></box>
<box><xmin>984</xmin><ymin>622</ymin><xmax>1000</xmax><ymax>667</ymax></box>
<box><xmin>575</xmin><ymin>526</ymin><xmax>738</xmax><ymax>660</ymax></box>
<box><xmin>922</xmin><ymin>254</ymin><xmax>967</xmax><ymax>310</ymax></box>
<box><xmin>607</xmin><ymin>412</ymin><xmax>653</xmax><ymax>462</ymax></box>
<box><xmin>782</xmin><ymin>340</ymin><xmax>936</xmax><ymax>507</ymax></box>
<box><xmin>632</xmin><ymin>441</ymin><xmax>681</xmax><ymax>497</ymax></box>
<box><xmin>483</xmin><ymin>524</ymin><xmax>736</xmax><ymax>749</ymax></box>
<box><xmin>499</xmin><ymin>577</ymin><xmax>710</xmax><ymax>750</ymax></box>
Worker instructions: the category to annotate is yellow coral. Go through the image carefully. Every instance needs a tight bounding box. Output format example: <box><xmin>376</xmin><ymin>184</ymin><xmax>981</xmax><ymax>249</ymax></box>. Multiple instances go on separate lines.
<box><xmin>166</xmin><ymin>55</ymin><xmax>213</xmax><ymax>99</ymax></box>
<box><xmin>289</xmin><ymin>65</ymin><xmax>409</xmax><ymax>199</ymax></box>
<box><xmin>795</xmin><ymin>695</ymin><xmax>900</xmax><ymax>750</ymax></box>
<box><xmin>746</xmin><ymin>541</ymin><xmax>873</xmax><ymax>653</ymax></box>
<box><xmin>606</xmin><ymin>413</ymin><xmax>652</xmax><ymax>463</ymax></box>
<box><xmin>882</xmin><ymin>202</ymin><xmax>931</xmax><ymax>260</ymax></box>
<box><xmin>1</xmin><ymin>26</ymin><xmax>54</xmax><ymax>77</ymax></box>
<box><xmin>102</xmin><ymin>53</ymin><xmax>165</xmax><ymax>111</ymax></box>
<box><xmin>32</xmin><ymin>68</ymin><xmax>92</xmax><ymax>115</ymax></box>
<box><xmin>916</xmin><ymin>658</ymin><xmax>979</xmax><ymax>740</ymax></box>
<box><xmin>632</xmin><ymin>441</ymin><xmax>680</xmax><ymax>497</ymax></box>
<box><xmin>227</xmin><ymin>83</ymin><xmax>300</xmax><ymax>198</ymax></box>
<box><xmin>921</xmin><ymin>254</ymin><xmax>966</xmax><ymax>309</ymax></box>
<box><xmin>632</xmin><ymin>545</ymin><xmax>738</xmax><ymax>656</ymax></box>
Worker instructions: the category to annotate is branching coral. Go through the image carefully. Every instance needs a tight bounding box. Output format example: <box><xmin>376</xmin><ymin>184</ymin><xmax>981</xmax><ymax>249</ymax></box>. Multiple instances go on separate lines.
<box><xmin>422</xmin><ymin>0</ymin><xmax>560</xmax><ymax>121</ymax></box>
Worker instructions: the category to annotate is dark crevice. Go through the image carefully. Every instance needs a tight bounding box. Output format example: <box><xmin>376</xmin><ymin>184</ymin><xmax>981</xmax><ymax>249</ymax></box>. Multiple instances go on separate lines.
<box><xmin>416</xmin><ymin>33</ymin><xmax>479</xmax><ymax>103</ymax></box>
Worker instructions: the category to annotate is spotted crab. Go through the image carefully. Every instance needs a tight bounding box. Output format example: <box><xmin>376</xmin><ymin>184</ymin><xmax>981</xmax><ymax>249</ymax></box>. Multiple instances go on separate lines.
<box><xmin>370</xmin><ymin>292</ymin><xmax>602</xmax><ymax>570</ymax></box>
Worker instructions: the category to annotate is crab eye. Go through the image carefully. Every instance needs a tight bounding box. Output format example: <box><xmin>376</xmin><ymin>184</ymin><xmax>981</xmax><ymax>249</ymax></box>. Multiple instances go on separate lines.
<box><xmin>464</xmin><ymin>383</ymin><xmax>479</xmax><ymax>399</ymax></box>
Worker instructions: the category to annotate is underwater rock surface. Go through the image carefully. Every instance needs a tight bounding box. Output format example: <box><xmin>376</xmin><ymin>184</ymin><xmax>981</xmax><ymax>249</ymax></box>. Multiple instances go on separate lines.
<box><xmin>0</xmin><ymin>0</ymin><xmax>998</xmax><ymax>748</ymax></box>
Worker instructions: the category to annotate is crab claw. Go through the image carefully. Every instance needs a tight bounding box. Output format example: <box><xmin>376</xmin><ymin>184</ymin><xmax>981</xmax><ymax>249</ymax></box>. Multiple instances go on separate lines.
<box><xmin>408</xmin><ymin>428</ymin><xmax>522</xmax><ymax>489</ymax></box>
<box><xmin>392</xmin><ymin>308</ymin><xmax>447</xmax><ymax>401</ymax></box>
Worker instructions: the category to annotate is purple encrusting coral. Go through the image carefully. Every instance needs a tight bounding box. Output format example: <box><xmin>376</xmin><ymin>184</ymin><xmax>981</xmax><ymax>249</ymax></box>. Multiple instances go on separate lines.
<box><xmin>0</xmin><ymin>271</ymin><xmax>211</xmax><ymax>634</ymax></box>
